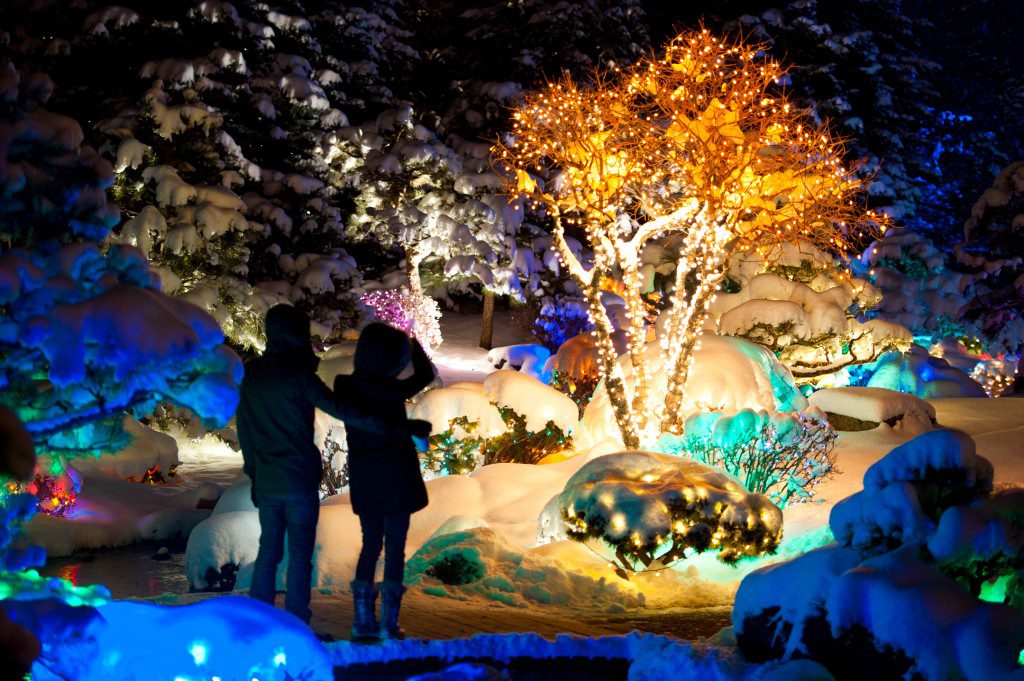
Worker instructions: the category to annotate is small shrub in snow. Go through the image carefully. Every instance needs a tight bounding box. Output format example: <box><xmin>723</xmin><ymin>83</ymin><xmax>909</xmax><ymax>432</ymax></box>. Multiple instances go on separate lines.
<box><xmin>532</xmin><ymin>298</ymin><xmax>594</xmax><ymax>352</ymax></box>
<box><xmin>419</xmin><ymin>408</ymin><xmax>572</xmax><ymax>477</ymax></box>
<box><xmin>424</xmin><ymin>552</ymin><xmax>486</xmax><ymax>586</ymax></box>
<box><xmin>550</xmin><ymin>370</ymin><xmax>601</xmax><ymax>418</ymax></box>
<box><xmin>660</xmin><ymin>409</ymin><xmax>838</xmax><ymax>507</ymax></box>
<box><xmin>361</xmin><ymin>287</ymin><xmax>443</xmax><ymax>351</ymax></box>
<box><xmin>559</xmin><ymin>451</ymin><xmax>783</xmax><ymax>576</ymax></box>
<box><xmin>422</xmin><ymin>416</ymin><xmax>486</xmax><ymax>477</ymax></box>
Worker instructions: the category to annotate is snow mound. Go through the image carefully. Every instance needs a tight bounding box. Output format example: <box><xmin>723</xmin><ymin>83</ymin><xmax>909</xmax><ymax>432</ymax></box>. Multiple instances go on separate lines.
<box><xmin>185</xmin><ymin>510</ymin><xmax>261</xmax><ymax>590</ymax></box>
<box><xmin>482</xmin><ymin>370</ymin><xmax>578</xmax><ymax>434</ymax></box>
<box><xmin>580</xmin><ymin>334</ymin><xmax>807</xmax><ymax>448</ymax></box>
<box><xmin>808</xmin><ymin>386</ymin><xmax>935</xmax><ymax>433</ymax></box>
<box><xmin>70</xmin><ymin>596</ymin><xmax>331</xmax><ymax>681</ymax></box>
<box><xmin>865</xmin><ymin>346</ymin><xmax>987</xmax><ymax>398</ymax></box>
<box><xmin>409</xmin><ymin>387</ymin><xmax>508</xmax><ymax>439</ymax></box>
<box><xmin>486</xmin><ymin>344</ymin><xmax>551</xmax><ymax>383</ymax></box>
<box><xmin>71</xmin><ymin>416</ymin><xmax>179</xmax><ymax>480</ymax></box>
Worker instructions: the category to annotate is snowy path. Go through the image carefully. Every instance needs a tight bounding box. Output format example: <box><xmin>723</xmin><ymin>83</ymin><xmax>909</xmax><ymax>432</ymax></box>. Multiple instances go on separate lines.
<box><xmin>431</xmin><ymin>310</ymin><xmax>535</xmax><ymax>385</ymax></box>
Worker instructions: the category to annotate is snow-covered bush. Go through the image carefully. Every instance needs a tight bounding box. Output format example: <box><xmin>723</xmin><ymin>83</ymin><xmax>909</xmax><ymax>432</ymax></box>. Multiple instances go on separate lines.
<box><xmin>660</xmin><ymin>408</ymin><xmax>838</xmax><ymax>507</ymax></box>
<box><xmin>712</xmin><ymin>241</ymin><xmax>911</xmax><ymax>385</ymax></box>
<box><xmin>733</xmin><ymin>429</ymin><xmax>1024</xmax><ymax>681</ymax></box>
<box><xmin>860</xmin><ymin>346</ymin><xmax>987</xmax><ymax>398</ymax></box>
<box><xmin>361</xmin><ymin>287</ymin><xmax>443</xmax><ymax>351</ymax></box>
<box><xmin>808</xmin><ymin>386</ymin><xmax>936</xmax><ymax>434</ymax></box>
<box><xmin>532</xmin><ymin>298</ymin><xmax>593</xmax><ymax>352</ymax></box>
<box><xmin>559</xmin><ymin>451</ymin><xmax>783</xmax><ymax>576</ymax></box>
<box><xmin>410</xmin><ymin>382</ymin><xmax>573</xmax><ymax>477</ymax></box>
<box><xmin>544</xmin><ymin>331</ymin><xmax>608</xmax><ymax>417</ymax></box>
<box><xmin>856</xmin><ymin>229</ymin><xmax>974</xmax><ymax>340</ymax></box>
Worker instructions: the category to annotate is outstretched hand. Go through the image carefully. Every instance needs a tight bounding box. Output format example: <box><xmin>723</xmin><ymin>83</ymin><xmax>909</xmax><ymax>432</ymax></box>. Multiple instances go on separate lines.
<box><xmin>409</xmin><ymin>418</ymin><xmax>432</xmax><ymax>453</ymax></box>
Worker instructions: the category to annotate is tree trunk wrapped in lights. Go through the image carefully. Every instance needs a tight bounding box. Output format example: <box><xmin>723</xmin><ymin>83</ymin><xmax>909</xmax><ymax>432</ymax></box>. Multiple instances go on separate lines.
<box><xmin>495</xmin><ymin>28</ymin><xmax>885</xmax><ymax>446</ymax></box>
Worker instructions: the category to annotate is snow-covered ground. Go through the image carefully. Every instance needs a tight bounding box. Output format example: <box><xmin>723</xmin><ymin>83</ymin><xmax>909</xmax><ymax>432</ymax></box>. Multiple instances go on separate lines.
<box><xmin>431</xmin><ymin>310</ymin><xmax>535</xmax><ymax>385</ymax></box>
<box><xmin>26</xmin><ymin>433</ymin><xmax>241</xmax><ymax>558</ymax></box>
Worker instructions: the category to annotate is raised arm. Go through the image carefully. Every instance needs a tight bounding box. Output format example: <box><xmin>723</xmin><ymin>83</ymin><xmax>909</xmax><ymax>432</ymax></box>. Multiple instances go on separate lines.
<box><xmin>397</xmin><ymin>339</ymin><xmax>435</xmax><ymax>400</ymax></box>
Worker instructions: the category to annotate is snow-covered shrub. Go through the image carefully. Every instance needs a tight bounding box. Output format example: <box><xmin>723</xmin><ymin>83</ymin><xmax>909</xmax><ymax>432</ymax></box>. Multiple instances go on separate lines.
<box><xmin>970</xmin><ymin>358</ymin><xmax>1019</xmax><ymax>397</ymax></box>
<box><xmin>532</xmin><ymin>298</ymin><xmax>594</xmax><ymax>352</ymax></box>
<box><xmin>712</xmin><ymin>241</ymin><xmax>912</xmax><ymax>385</ymax></box>
<box><xmin>659</xmin><ymin>408</ymin><xmax>838</xmax><ymax>507</ymax></box>
<box><xmin>361</xmin><ymin>287</ymin><xmax>443</xmax><ymax>351</ymax></box>
<box><xmin>861</xmin><ymin>346</ymin><xmax>987</xmax><ymax>398</ymax></box>
<box><xmin>732</xmin><ymin>429</ymin><xmax>1024</xmax><ymax>681</ymax></box>
<box><xmin>559</xmin><ymin>451</ymin><xmax>783</xmax><ymax>575</ymax></box>
<box><xmin>544</xmin><ymin>331</ymin><xmax>606</xmax><ymax>417</ymax></box>
<box><xmin>856</xmin><ymin>229</ymin><xmax>975</xmax><ymax>340</ymax></box>
<box><xmin>412</xmin><ymin>379</ymin><xmax>574</xmax><ymax>477</ymax></box>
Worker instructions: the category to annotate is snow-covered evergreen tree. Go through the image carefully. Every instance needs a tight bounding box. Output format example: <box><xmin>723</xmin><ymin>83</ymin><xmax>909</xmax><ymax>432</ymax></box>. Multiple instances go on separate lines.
<box><xmin>329</xmin><ymin>107</ymin><xmax>524</xmax><ymax>303</ymax></box>
<box><xmin>693</xmin><ymin>0</ymin><xmax>937</xmax><ymax>220</ymax></box>
<box><xmin>0</xmin><ymin>61</ymin><xmax>119</xmax><ymax>244</ymax></box>
<box><xmin>956</xmin><ymin>162</ymin><xmax>1024</xmax><ymax>355</ymax></box>
<box><xmin>2</xmin><ymin>0</ymin><xmax>421</xmax><ymax>349</ymax></box>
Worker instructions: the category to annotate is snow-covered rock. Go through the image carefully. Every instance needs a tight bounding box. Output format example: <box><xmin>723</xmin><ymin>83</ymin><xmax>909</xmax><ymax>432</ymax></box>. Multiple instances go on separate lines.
<box><xmin>481</xmin><ymin>370</ymin><xmax>578</xmax><ymax>434</ymax></box>
<box><xmin>808</xmin><ymin>386</ymin><xmax>935</xmax><ymax>433</ymax></box>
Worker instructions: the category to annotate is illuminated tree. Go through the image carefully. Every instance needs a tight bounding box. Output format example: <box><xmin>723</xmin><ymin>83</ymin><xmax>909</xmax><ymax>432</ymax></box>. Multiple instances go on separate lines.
<box><xmin>496</xmin><ymin>29</ymin><xmax>884</xmax><ymax>447</ymax></box>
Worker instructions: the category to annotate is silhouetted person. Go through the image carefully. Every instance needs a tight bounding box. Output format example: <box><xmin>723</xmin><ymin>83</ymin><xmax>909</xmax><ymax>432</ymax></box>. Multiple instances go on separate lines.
<box><xmin>236</xmin><ymin>305</ymin><xmax>405</xmax><ymax>624</ymax></box>
<box><xmin>335</xmin><ymin>323</ymin><xmax>434</xmax><ymax>641</ymax></box>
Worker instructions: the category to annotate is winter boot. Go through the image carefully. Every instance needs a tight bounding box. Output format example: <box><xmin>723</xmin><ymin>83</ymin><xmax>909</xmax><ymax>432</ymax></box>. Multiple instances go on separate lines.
<box><xmin>350</xmin><ymin>580</ymin><xmax>379</xmax><ymax>642</ymax></box>
<box><xmin>379</xmin><ymin>581</ymin><xmax>406</xmax><ymax>640</ymax></box>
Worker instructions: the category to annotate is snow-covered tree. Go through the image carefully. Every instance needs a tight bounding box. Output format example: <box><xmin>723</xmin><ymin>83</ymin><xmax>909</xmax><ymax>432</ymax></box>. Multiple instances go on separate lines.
<box><xmin>956</xmin><ymin>162</ymin><xmax>1024</xmax><ymax>355</ymax></box>
<box><xmin>2</xmin><ymin>0</ymin><xmax>420</xmax><ymax>348</ymax></box>
<box><xmin>498</xmin><ymin>30</ymin><xmax>883</xmax><ymax>447</ymax></box>
<box><xmin>328</xmin><ymin>107</ymin><xmax>525</xmax><ymax>317</ymax></box>
<box><xmin>712</xmin><ymin>241</ymin><xmax>911</xmax><ymax>383</ymax></box>
<box><xmin>734</xmin><ymin>429</ymin><xmax>1024</xmax><ymax>681</ymax></box>
<box><xmin>0</xmin><ymin>61</ymin><xmax>119</xmax><ymax>244</ymax></box>
<box><xmin>408</xmin><ymin>0</ymin><xmax>648</xmax><ymax>140</ymax></box>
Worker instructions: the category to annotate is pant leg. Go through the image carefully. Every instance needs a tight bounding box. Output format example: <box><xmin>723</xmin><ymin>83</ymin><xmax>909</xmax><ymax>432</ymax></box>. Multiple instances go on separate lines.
<box><xmin>382</xmin><ymin>513</ymin><xmax>411</xmax><ymax>584</ymax></box>
<box><xmin>283</xmin><ymin>493</ymin><xmax>320</xmax><ymax>623</ymax></box>
<box><xmin>250</xmin><ymin>497</ymin><xmax>286</xmax><ymax>604</ymax></box>
<box><xmin>355</xmin><ymin>513</ymin><xmax>386</xmax><ymax>583</ymax></box>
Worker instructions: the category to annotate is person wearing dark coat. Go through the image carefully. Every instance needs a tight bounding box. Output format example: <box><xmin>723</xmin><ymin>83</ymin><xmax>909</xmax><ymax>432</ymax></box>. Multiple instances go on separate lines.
<box><xmin>334</xmin><ymin>322</ymin><xmax>435</xmax><ymax>641</ymax></box>
<box><xmin>236</xmin><ymin>305</ymin><xmax>411</xmax><ymax>624</ymax></box>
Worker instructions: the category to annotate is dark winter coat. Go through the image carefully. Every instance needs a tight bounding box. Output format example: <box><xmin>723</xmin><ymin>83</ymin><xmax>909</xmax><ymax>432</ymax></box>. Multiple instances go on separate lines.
<box><xmin>237</xmin><ymin>305</ymin><xmax>398</xmax><ymax>499</ymax></box>
<box><xmin>334</xmin><ymin>323</ymin><xmax>435</xmax><ymax>515</ymax></box>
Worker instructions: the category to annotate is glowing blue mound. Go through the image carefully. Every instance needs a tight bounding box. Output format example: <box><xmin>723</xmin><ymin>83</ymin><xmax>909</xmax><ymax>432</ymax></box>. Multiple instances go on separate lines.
<box><xmin>29</xmin><ymin>595</ymin><xmax>331</xmax><ymax>681</ymax></box>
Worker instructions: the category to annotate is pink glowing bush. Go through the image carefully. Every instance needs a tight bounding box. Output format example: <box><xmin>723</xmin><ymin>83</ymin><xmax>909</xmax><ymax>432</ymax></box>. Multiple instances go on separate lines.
<box><xmin>361</xmin><ymin>288</ymin><xmax>443</xmax><ymax>351</ymax></box>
